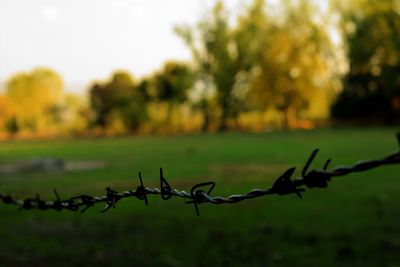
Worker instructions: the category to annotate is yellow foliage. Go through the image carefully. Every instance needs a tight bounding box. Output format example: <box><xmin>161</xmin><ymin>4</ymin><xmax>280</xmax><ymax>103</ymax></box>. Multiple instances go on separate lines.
<box><xmin>5</xmin><ymin>68</ymin><xmax>64</xmax><ymax>133</ymax></box>
<box><xmin>0</xmin><ymin>95</ymin><xmax>16</xmax><ymax>130</ymax></box>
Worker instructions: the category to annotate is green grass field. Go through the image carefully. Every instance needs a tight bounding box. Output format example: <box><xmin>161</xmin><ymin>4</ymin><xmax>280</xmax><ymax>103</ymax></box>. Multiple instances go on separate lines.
<box><xmin>0</xmin><ymin>128</ymin><xmax>399</xmax><ymax>266</ymax></box>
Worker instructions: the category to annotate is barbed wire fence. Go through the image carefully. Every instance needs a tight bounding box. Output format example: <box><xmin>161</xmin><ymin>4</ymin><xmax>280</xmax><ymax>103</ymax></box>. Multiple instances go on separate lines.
<box><xmin>1</xmin><ymin>133</ymin><xmax>399</xmax><ymax>216</ymax></box>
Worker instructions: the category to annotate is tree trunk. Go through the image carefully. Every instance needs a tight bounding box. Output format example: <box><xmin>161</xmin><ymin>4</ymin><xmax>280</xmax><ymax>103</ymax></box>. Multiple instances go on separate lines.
<box><xmin>282</xmin><ymin>106</ymin><xmax>296</xmax><ymax>129</ymax></box>
<box><xmin>217</xmin><ymin>115</ymin><xmax>229</xmax><ymax>132</ymax></box>
<box><xmin>164</xmin><ymin>102</ymin><xmax>174</xmax><ymax>131</ymax></box>
<box><xmin>202</xmin><ymin>111</ymin><xmax>210</xmax><ymax>132</ymax></box>
<box><xmin>217</xmin><ymin>101</ymin><xmax>229</xmax><ymax>132</ymax></box>
<box><xmin>200</xmin><ymin>100</ymin><xmax>211</xmax><ymax>132</ymax></box>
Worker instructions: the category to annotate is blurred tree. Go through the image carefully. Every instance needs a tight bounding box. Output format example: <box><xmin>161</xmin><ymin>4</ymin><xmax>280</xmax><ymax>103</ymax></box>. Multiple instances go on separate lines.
<box><xmin>89</xmin><ymin>83</ymin><xmax>109</xmax><ymax>128</ymax></box>
<box><xmin>235</xmin><ymin>0</ymin><xmax>268</xmax><ymax>73</ymax></box>
<box><xmin>0</xmin><ymin>95</ymin><xmax>16</xmax><ymax>133</ymax></box>
<box><xmin>61</xmin><ymin>93</ymin><xmax>91</xmax><ymax>133</ymax></box>
<box><xmin>150</xmin><ymin>61</ymin><xmax>195</xmax><ymax>125</ymax></box>
<box><xmin>89</xmin><ymin>71</ymin><xmax>148</xmax><ymax>132</ymax></box>
<box><xmin>177</xmin><ymin>0</ymin><xmax>335</xmax><ymax>130</ymax></box>
<box><xmin>152</xmin><ymin>61</ymin><xmax>194</xmax><ymax>103</ymax></box>
<box><xmin>331</xmin><ymin>0</ymin><xmax>400</xmax><ymax>123</ymax></box>
<box><xmin>175</xmin><ymin>1</ymin><xmax>249</xmax><ymax>131</ymax></box>
<box><xmin>242</xmin><ymin>0</ymin><xmax>335</xmax><ymax>128</ymax></box>
<box><xmin>5</xmin><ymin>68</ymin><xmax>63</xmax><ymax>132</ymax></box>
<box><xmin>135</xmin><ymin>79</ymin><xmax>152</xmax><ymax>103</ymax></box>
<box><xmin>5</xmin><ymin>116</ymin><xmax>19</xmax><ymax>134</ymax></box>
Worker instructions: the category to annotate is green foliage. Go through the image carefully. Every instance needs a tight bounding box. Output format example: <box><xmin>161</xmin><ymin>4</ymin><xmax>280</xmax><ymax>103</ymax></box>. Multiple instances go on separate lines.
<box><xmin>151</xmin><ymin>61</ymin><xmax>195</xmax><ymax>103</ymax></box>
<box><xmin>176</xmin><ymin>0</ymin><xmax>336</xmax><ymax>130</ymax></box>
<box><xmin>5</xmin><ymin>0</ymin><xmax>400</xmax><ymax>134</ymax></box>
<box><xmin>241</xmin><ymin>0</ymin><xmax>335</xmax><ymax>128</ymax></box>
<box><xmin>5</xmin><ymin>116</ymin><xmax>19</xmax><ymax>134</ymax></box>
<box><xmin>89</xmin><ymin>71</ymin><xmax>148</xmax><ymax>132</ymax></box>
<box><xmin>175</xmin><ymin>1</ymin><xmax>249</xmax><ymax>131</ymax></box>
<box><xmin>332</xmin><ymin>0</ymin><xmax>400</xmax><ymax>123</ymax></box>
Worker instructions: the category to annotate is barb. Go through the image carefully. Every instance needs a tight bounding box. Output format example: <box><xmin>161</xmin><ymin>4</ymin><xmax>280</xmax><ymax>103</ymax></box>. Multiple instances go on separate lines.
<box><xmin>1</xmin><ymin>134</ymin><xmax>400</xmax><ymax>216</ymax></box>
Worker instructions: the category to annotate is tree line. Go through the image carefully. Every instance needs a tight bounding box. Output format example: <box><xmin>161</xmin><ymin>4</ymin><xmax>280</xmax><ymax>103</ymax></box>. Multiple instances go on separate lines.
<box><xmin>0</xmin><ymin>0</ymin><xmax>399</xmax><ymax>137</ymax></box>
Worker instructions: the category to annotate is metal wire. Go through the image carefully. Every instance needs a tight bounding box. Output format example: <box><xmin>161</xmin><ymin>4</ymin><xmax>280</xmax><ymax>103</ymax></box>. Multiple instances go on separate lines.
<box><xmin>1</xmin><ymin>134</ymin><xmax>399</xmax><ymax>216</ymax></box>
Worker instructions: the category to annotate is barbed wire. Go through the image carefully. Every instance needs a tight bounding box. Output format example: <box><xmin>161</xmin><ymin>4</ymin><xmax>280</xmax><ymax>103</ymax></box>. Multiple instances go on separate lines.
<box><xmin>1</xmin><ymin>133</ymin><xmax>399</xmax><ymax>216</ymax></box>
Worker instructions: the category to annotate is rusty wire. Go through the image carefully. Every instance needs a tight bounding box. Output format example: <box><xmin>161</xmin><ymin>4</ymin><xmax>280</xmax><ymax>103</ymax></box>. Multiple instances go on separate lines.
<box><xmin>1</xmin><ymin>133</ymin><xmax>399</xmax><ymax>216</ymax></box>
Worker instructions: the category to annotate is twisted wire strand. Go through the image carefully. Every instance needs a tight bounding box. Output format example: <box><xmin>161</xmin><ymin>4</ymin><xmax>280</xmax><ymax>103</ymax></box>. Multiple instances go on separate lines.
<box><xmin>1</xmin><ymin>135</ymin><xmax>399</xmax><ymax>215</ymax></box>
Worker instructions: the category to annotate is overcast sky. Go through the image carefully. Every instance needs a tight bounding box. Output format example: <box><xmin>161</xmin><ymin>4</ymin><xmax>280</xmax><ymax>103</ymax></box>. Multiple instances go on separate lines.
<box><xmin>0</xmin><ymin>0</ymin><xmax>248</xmax><ymax>87</ymax></box>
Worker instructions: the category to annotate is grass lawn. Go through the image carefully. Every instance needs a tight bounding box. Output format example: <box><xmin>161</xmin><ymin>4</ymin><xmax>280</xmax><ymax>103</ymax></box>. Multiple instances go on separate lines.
<box><xmin>0</xmin><ymin>128</ymin><xmax>399</xmax><ymax>266</ymax></box>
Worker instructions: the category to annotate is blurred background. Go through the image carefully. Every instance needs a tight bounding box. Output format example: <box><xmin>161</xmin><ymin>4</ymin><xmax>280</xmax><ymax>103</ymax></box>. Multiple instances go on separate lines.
<box><xmin>0</xmin><ymin>0</ymin><xmax>399</xmax><ymax>266</ymax></box>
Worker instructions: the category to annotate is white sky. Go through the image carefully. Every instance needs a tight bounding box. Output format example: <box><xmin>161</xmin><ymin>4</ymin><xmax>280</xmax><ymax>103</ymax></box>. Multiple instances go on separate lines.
<box><xmin>0</xmin><ymin>0</ymin><xmax>332</xmax><ymax>92</ymax></box>
<box><xmin>0</xmin><ymin>0</ymin><xmax>247</xmax><ymax>88</ymax></box>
